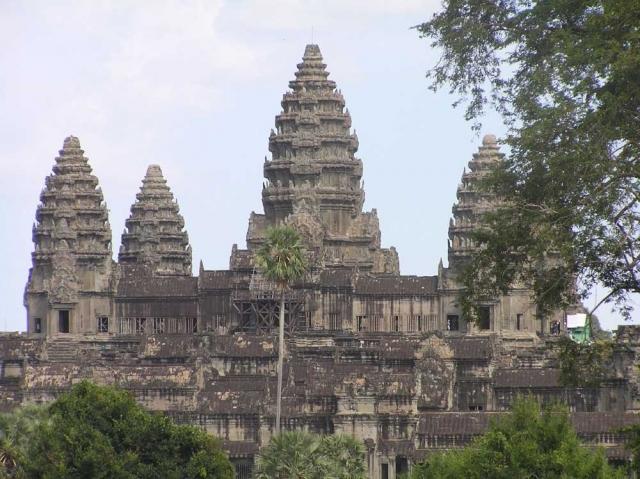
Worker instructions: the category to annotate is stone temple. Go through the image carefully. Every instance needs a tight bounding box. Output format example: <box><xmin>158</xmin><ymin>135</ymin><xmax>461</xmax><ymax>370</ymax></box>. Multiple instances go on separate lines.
<box><xmin>2</xmin><ymin>44</ymin><xmax>639</xmax><ymax>478</ymax></box>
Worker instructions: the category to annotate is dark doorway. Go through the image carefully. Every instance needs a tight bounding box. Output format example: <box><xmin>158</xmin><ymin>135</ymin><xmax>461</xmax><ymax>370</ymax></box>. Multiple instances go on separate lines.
<box><xmin>396</xmin><ymin>456</ymin><xmax>409</xmax><ymax>475</ymax></box>
<box><xmin>231</xmin><ymin>458</ymin><xmax>253</xmax><ymax>479</ymax></box>
<box><xmin>381</xmin><ymin>463</ymin><xmax>389</xmax><ymax>479</ymax></box>
<box><xmin>478</xmin><ymin>307</ymin><xmax>490</xmax><ymax>330</ymax></box>
<box><xmin>58</xmin><ymin>310</ymin><xmax>70</xmax><ymax>333</ymax></box>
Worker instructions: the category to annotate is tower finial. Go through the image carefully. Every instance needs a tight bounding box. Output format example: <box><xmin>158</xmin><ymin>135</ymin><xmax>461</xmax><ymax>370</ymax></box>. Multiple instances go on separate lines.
<box><xmin>482</xmin><ymin>134</ymin><xmax>497</xmax><ymax>146</ymax></box>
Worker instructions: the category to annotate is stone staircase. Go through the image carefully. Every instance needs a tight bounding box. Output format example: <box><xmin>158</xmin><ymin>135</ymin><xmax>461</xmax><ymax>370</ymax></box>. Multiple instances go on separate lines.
<box><xmin>500</xmin><ymin>335</ymin><xmax>554</xmax><ymax>368</ymax></box>
<box><xmin>46</xmin><ymin>336</ymin><xmax>79</xmax><ymax>362</ymax></box>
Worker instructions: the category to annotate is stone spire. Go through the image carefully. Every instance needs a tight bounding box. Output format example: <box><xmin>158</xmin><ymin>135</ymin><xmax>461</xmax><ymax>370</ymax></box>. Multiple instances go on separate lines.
<box><xmin>25</xmin><ymin>136</ymin><xmax>113</xmax><ymax>336</ymax></box>
<box><xmin>119</xmin><ymin>165</ymin><xmax>192</xmax><ymax>275</ymax></box>
<box><xmin>448</xmin><ymin>134</ymin><xmax>504</xmax><ymax>269</ymax></box>
<box><xmin>261</xmin><ymin>44</ymin><xmax>362</xmax><ymax>224</ymax></box>
<box><xmin>30</xmin><ymin>136</ymin><xmax>112</xmax><ymax>277</ymax></box>
<box><xmin>234</xmin><ymin>44</ymin><xmax>399</xmax><ymax>274</ymax></box>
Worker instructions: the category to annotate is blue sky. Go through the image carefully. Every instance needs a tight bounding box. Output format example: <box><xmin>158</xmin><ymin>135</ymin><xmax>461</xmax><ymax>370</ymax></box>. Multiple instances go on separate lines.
<box><xmin>0</xmin><ymin>0</ymin><xmax>636</xmax><ymax>332</ymax></box>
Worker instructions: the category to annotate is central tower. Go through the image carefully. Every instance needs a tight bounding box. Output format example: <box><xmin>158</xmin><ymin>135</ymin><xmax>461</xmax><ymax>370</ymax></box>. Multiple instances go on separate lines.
<box><xmin>232</xmin><ymin>44</ymin><xmax>399</xmax><ymax>274</ymax></box>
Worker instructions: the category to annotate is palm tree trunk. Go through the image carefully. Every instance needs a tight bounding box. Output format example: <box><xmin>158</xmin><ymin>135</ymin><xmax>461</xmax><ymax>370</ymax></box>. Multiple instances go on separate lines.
<box><xmin>275</xmin><ymin>292</ymin><xmax>285</xmax><ymax>435</ymax></box>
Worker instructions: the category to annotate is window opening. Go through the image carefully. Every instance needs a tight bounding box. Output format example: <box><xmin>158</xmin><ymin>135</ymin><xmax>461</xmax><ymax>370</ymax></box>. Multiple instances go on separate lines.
<box><xmin>135</xmin><ymin>318</ymin><xmax>147</xmax><ymax>334</ymax></box>
<box><xmin>447</xmin><ymin>314</ymin><xmax>459</xmax><ymax>331</ymax></box>
<box><xmin>97</xmin><ymin>316</ymin><xmax>109</xmax><ymax>333</ymax></box>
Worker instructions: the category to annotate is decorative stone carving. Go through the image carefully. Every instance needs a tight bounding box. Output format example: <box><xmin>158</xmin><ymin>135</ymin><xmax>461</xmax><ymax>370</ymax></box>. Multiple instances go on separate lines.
<box><xmin>231</xmin><ymin>44</ymin><xmax>399</xmax><ymax>274</ymax></box>
<box><xmin>448</xmin><ymin>134</ymin><xmax>504</xmax><ymax>270</ymax></box>
<box><xmin>26</xmin><ymin>136</ymin><xmax>112</xmax><ymax>315</ymax></box>
<box><xmin>119</xmin><ymin>165</ymin><xmax>192</xmax><ymax>275</ymax></box>
<box><xmin>49</xmin><ymin>250</ymin><xmax>78</xmax><ymax>304</ymax></box>
<box><xmin>30</xmin><ymin>136</ymin><xmax>112</xmax><ymax>266</ymax></box>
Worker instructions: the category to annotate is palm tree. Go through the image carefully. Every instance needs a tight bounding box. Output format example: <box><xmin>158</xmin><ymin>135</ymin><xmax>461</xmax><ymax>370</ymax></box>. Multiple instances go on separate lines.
<box><xmin>255</xmin><ymin>226</ymin><xmax>307</xmax><ymax>435</ymax></box>
<box><xmin>255</xmin><ymin>431</ymin><xmax>367</xmax><ymax>479</ymax></box>
<box><xmin>255</xmin><ymin>431</ymin><xmax>320</xmax><ymax>479</ymax></box>
<box><xmin>318</xmin><ymin>435</ymin><xmax>367</xmax><ymax>479</ymax></box>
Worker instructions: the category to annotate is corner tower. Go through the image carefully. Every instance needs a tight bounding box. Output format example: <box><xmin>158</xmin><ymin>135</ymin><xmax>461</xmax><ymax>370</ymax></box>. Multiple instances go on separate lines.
<box><xmin>232</xmin><ymin>44</ymin><xmax>399</xmax><ymax>274</ymax></box>
<box><xmin>118</xmin><ymin>165</ymin><xmax>192</xmax><ymax>275</ymax></box>
<box><xmin>25</xmin><ymin>136</ymin><xmax>114</xmax><ymax>335</ymax></box>
<box><xmin>448</xmin><ymin>134</ymin><xmax>504</xmax><ymax>270</ymax></box>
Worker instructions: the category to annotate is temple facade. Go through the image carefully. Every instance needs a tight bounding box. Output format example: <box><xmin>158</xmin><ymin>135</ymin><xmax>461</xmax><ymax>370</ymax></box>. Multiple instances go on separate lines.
<box><xmin>24</xmin><ymin>45</ymin><xmax>558</xmax><ymax>340</ymax></box>
<box><xmin>4</xmin><ymin>45</ymin><xmax>638</xmax><ymax>479</ymax></box>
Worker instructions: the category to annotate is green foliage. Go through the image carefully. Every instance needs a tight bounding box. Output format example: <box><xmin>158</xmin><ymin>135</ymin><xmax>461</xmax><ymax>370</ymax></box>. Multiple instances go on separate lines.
<box><xmin>556</xmin><ymin>336</ymin><xmax>615</xmax><ymax>387</ymax></box>
<box><xmin>622</xmin><ymin>423</ymin><xmax>640</xmax><ymax>474</ymax></box>
<box><xmin>17</xmin><ymin>381</ymin><xmax>234</xmax><ymax>479</ymax></box>
<box><xmin>416</xmin><ymin>0</ymin><xmax>640</xmax><ymax>319</ymax></box>
<box><xmin>256</xmin><ymin>431</ymin><xmax>319</xmax><ymax>479</ymax></box>
<box><xmin>318</xmin><ymin>434</ymin><xmax>367</xmax><ymax>479</ymax></box>
<box><xmin>255</xmin><ymin>431</ymin><xmax>366</xmax><ymax>479</ymax></box>
<box><xmin>255</xmin><ymin>226</ymin><xmax>307</xmax><ymax>291</ymax></box>
<box><xmin>0</xmin><ymin>404</ymin><xmax>48</xmax><ymax>479</ymax></box>
<box><xmin>410</xmin><ymin>398</ymin><xmax>623</xmax><ymax>479</ymax></box>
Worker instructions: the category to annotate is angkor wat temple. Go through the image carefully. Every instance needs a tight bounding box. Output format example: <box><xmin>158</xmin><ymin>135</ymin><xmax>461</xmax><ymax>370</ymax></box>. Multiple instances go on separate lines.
<box><xmin>2</xmin><ymin>44</ymin><xmax>639</xmax><ymax>478</ymax></box>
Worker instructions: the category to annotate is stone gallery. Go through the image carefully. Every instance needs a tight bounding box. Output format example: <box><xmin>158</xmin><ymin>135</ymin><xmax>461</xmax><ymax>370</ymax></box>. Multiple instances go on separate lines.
<box><xmin>2</xmin><ymin>45</ymin><xmax>639</xmax><ymax>478</ymax></box>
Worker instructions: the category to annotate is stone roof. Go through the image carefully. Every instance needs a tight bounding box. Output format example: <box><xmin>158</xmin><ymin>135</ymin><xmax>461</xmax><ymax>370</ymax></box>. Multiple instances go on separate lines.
<box><xmin>222</xmin><ymin>441</ymin><xmax>259</xmax><ymax>458</ymax></box>
<box><xmin>319</xmin><ymin>269</ymin><xmax>354</xmax><ymax>289</ymax></box>
<box><xmin>417</xmin><ymin>413</ymin><xmax>492</xmax><ymax>435</ymax></box>
<box><xmin>378</xmin><ymin>439</ymin><xmax>415</xmax><ymax>455</ymax></box>
<box><xmin>446</xmin><ymin>337</ymin><xmax>492</xmax><ymax>360</ymax></box>
<box><xmin>571</xmin><ymin>412</ymin><xmax>640</xmax><ymax>434</ymax></box>
<box><xmin>199</xmin><ymin>270</ymin><xmax>237</xmax><ymax>290</ymax></box>
<box><xmin>355</xmin><ymin>275</ymin><xmax>438</xmax><ymax>296</ymax></box>
<box><xmin>119</xmin><ymin>165</ymin><xmax>192</xmax><ymax>275</ymax></box>
<box><xmin>117</xmin><ymin>267</ymin><xmax>197</xmax><ymax>297</ymax></box>
<box><xmin>494</xmin><ymin>368</ymin><xmax>561</xmax><ymax>388</ymax></box>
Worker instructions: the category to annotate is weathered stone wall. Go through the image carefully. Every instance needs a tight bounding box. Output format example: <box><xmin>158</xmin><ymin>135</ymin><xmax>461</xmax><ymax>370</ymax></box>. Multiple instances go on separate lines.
<box><xmin>1</xmin><ymin>329</ymin><xmax>638</xmax><ymax>478</ymax></box>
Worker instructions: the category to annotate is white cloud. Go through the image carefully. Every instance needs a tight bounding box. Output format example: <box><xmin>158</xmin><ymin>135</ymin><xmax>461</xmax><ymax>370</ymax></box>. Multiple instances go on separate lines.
<box><xmin>226</xmin><ymin>0</ymin><xmax>436</xmax><ymax>31</ymax></box>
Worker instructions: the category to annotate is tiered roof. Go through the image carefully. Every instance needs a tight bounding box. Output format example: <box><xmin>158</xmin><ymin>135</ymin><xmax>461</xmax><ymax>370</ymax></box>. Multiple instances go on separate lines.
<box><xmin>119</xmin><ymin>165</ymin><xmax>192</xmax><ymax>275</ymax></box>
<box><xmin>239</xmin><ymin>44</ymin><xmax>398</xmax><ymax>274</ymax></box>
<box><xmin>261</xmin><ymin>44</ymin><xmax>363</xmax><ymax>225</ymax></box>
<box><xmin>448</xmin><ymin>134</ymin><xmax>504</xmax><ymax>269</ymax></box>
<box><xmin>31</xmin><ymin>136</ymin><xmax>112</xmax><ymax>267</ymax></box>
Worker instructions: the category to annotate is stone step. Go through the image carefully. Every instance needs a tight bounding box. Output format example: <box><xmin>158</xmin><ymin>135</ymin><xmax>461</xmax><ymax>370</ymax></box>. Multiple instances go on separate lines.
<box><xmin>46</xmin><ymin>339</ymin><xmax>79</xmax><ymax>362</ymax></box>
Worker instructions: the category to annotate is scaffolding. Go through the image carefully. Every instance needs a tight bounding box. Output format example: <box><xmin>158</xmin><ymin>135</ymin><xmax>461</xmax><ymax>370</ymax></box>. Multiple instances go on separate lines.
<box><xmin>232</xmin><ymin>270</ymin><xmax>307</xmax><ymax>335</ymax></box>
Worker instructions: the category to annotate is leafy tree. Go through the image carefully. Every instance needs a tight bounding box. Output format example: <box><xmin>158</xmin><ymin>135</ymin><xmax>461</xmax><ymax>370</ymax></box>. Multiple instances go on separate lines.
<box><xmin>411</xmin><ymin>398</ymin><xmax>624</xmax><ymax>478</ymax></box>
<box><xmin>255</xmin><ymin>226</ymin><xmax>307</xmax><ymax>434</ymax></box>
<box><xmin>622</xmin><ymin>423</ymin><xmax>640</xmax><ymax>474</ymax></box>
<box><xmin>0</xmin><ymin>404</ymin><xmax>48</xmax><ymax>478</ymax></box>
<box><xmin>416</xmin><ymin>0</ymin><xmax>640</xmax><ymax>320</ymax></box>
<box><xmin>255</xmin><ymin>431</ymin><xmax>366</xmax><ymax>479</ymax></box>
<box><xmin>556</xmin><ymin>336</ymin><xmax>615</xmax><ymax>387</ymax></box>
<box><xmin>23</xmin><ymin>381</ymin><xmax>234</xmax><ymax>479</ymax></box>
